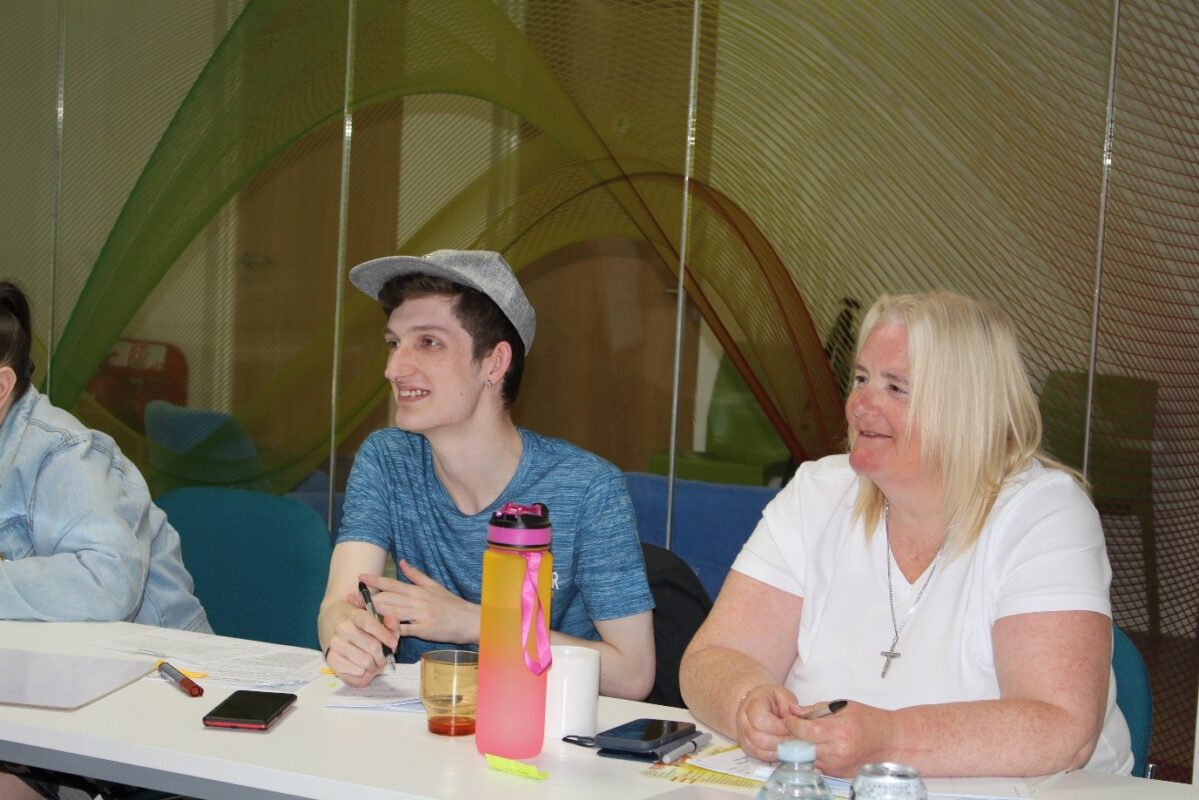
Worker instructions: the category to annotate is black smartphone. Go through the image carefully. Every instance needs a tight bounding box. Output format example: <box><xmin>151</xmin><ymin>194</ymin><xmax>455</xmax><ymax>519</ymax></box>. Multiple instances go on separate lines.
<box><xmin>202</xmin><ymin>690</ymin><xmax>297</xmax><ymax>731</ymax></box>
<box><xmin>595</xmin><ymin>747</ymin><xmax>662</xmax><ymax>762</ymax></box>
<box><xmin>593</xmin><ymin>718</ymin><xmax>697</xmax><ymax>752</ymax></box>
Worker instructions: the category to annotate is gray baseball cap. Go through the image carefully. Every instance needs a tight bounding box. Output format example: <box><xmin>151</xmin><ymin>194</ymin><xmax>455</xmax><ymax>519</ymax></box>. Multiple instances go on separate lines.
<box><xmin>348</xmin><ymin>249</ymin><xmax>536</xmax><ymax>353</ymax></box>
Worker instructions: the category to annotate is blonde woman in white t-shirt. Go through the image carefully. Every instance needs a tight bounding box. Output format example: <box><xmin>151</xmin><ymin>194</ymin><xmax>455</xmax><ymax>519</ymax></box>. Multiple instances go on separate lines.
<box><xmin>680</xmin><ymin>291</ymin><xmax>1133</xmax><ymax>778</ymax></box>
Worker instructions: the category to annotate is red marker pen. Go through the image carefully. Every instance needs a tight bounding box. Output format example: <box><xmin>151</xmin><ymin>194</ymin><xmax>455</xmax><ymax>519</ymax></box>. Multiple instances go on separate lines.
<box><xmin>158</xmin><ymin>661</ymin><xmax>204</xmax><ymax>697</ymax></box>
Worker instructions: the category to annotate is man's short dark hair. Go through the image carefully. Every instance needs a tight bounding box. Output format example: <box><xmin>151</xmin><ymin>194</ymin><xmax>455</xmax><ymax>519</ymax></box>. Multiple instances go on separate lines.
<box><xmin>379</xmin><ymin>273</ymin><xmax>525</xmax><ymax>408</ymax></box>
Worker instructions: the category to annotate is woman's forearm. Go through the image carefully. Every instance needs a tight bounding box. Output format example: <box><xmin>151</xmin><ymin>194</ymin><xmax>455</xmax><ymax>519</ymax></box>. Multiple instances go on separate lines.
<box><xmin>895</xmin><ymin>698</ymin><xmax>1101</xmax><ymax>776</ymax></box>
<box><xmin>680</xmin><ymin>644</ymin><xmax>782</xmax><ymax>738</ymax></box>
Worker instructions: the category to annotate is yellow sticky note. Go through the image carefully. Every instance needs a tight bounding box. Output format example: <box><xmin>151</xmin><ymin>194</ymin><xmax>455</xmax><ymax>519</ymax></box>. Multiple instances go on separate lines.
<box><xmin>153</xmin><ymin>660</ymin><xmax>207</xmax><ymax>679</ymax></box>
<box><xmin>484</xmin><ymin>754</ymin><xmax>549</xmax><ymax>780</ymax></box>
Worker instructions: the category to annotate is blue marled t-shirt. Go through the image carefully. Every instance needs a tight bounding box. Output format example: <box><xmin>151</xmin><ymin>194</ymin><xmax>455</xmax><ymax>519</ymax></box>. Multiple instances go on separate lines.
<box><xmin>336</xmin><ymin>427</ymin><xmax>654</xmax><ymax>663</ymax></box>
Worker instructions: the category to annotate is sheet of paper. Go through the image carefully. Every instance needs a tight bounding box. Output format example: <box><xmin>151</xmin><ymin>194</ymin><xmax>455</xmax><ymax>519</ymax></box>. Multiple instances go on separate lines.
<box><xmin>641</xmin><ymin>757</ymin><xmax>763</xmax><ymax>791</ymax></box>
<box><xmin>688</xmin><ymin>745</ymin><xmax>774</xmax><ymax>781</ymax></box>
<box><xmin>644</xmin><ymin>786</ymin><xmax>754</xmax><ymax>799</ymax></box>
<box><xmin>0</xmin><ymin>649</ymin><xmax>152</xmax><ymax>710</ymax></box>
<box><xmin>924</xmin><ymin>777</ymin><xmax>1033</xmax><ymax>799</ymax></box>
<box><xmin>325</xmin><ymin>663</ymin><xmax>423</xmax><ymax>711</ymax></box>
<box><xmin>98</xmin><ymin>629</ymin><xmax>324</xmax><ymax>688</ymax></box>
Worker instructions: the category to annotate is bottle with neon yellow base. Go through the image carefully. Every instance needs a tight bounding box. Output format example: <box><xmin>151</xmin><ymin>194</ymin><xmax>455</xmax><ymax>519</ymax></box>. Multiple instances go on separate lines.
<box><xmin>475</xmin><ymin>502</ymin><xmax>553</xmax><ymax>759</ymax></box>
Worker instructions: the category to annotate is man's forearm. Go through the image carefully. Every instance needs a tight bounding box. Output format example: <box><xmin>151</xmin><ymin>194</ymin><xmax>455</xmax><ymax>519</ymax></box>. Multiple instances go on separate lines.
<box><xmin>317</xmin><ymin>598</ymin><xmax>357</xmax><ymax>652</ymax></box>
<box><xmin>549</xmin><ymin>629</ymin><xmax>654</xmax><ymax>700</ymax></box>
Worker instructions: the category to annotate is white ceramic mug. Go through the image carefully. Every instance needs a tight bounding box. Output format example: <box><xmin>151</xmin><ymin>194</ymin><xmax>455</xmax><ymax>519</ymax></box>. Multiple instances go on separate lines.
<box><xmin>543</xmin><ymin>645</ymin><xmax>600</xmax><ymax>739</ymax></box>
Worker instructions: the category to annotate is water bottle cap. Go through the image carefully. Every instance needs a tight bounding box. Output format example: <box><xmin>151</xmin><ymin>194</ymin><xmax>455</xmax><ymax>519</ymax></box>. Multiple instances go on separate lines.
<box><xmin>488</xmin><ymin>502</ymin><xmax>552</xmax><ymax>546</ymax></box>
<box><xmin>777</xmin><ymin>739</ymin><xmax>816</xmax><ymax>764</ymax></box>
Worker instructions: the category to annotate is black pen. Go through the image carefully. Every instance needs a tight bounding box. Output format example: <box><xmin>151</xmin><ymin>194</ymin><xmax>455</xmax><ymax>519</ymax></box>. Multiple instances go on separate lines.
<box><xmin>357</xmin><ymin>580</ymin><xmax>396</xmax><ymax>671</ymax></box>
<box><xmin>801</xmin><ymin>699</ymin><xmax>848</xmax><ymax>720</ymax></box>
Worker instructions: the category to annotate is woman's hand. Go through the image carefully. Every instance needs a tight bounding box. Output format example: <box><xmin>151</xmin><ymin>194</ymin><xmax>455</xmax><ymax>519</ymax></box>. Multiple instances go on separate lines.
<box><xmin>786</xmin><ymin>700</ymin><xmax>895</xmax><ymax>778</ymax></box>
<box><xmin>736</xmin><ymin>683</ymin><xmax>800</xmax><ymax>762</ymax></box>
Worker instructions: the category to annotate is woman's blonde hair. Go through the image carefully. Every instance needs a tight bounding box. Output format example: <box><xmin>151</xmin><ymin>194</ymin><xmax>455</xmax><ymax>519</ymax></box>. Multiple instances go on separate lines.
<box><xmin>850</xmin><ymin>290</ymin><xmax>1079</xmax><ymax>554</ymax></box>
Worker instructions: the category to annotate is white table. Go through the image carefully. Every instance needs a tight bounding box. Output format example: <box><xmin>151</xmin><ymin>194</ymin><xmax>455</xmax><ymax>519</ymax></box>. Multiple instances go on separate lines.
<box><xmin>1034</xmin><ymin>770</ymin><xmax>1196</xmax><ymax>799</ymax></box>
<box><xmin>0</xmin><ymin>621</ymin><xmax>1191</xmax><ymax>800</ymax></box>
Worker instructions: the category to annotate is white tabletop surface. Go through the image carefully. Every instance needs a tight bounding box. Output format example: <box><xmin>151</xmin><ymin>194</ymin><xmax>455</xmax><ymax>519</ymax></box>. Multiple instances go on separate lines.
<box><xmin>1033</xmin><ymin>770</ymin><xmax>1196</xmax><ymax>799</ymax></box>
<box><xmin>0</xmin><ymin>621</ymin><xmax>1191</xmax><ymax>800</ymax></box>
<box><xmin>0</xmin><ymin>621</ymin><xmax>710</xmax><ymax>800</ymax></box>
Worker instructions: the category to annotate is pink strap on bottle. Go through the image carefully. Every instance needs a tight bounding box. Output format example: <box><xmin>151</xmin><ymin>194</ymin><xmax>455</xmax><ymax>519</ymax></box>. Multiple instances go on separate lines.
<box><xmin>519</xmin><ymin>551</ymin><xmax>552</xmax><ymax>675</ymax></box>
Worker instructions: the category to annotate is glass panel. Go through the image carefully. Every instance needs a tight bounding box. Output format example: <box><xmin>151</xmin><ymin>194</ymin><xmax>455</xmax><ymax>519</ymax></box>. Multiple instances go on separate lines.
<box><xmin>506</xmin><ymin>1</ymin><xmax>702</xmax><ymax>546</ymax></box>
<box><xmin>0</xmin><ymin>2</ymin><xmax>59</xmax><ymax>383</ymax></box>
<box><xmin>698</xmin><ymin>1</ymin><xmax>1115</xmax><ymax>463</ymax></box>
<box><xmin>1099</xmin><ymin>1</ymin><xmax>1199</xmax><ymax>780</ymax></box>
<box><xmin>2</xmin><ymin>0</ymin><xmax>1197</xmax><ymax>782</ymax></box>
<box><xmin>19</xmin><ymin>1</ymin><xmax>247</xmax><ymax>483</ymax></box>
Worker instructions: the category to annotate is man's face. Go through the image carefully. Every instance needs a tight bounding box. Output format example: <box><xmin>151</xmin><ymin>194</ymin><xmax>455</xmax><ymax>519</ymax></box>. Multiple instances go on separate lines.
<box><xmin>383</xmin><ymin>295</ymin><xmax>487</xmax><ymax>436</ymax></box>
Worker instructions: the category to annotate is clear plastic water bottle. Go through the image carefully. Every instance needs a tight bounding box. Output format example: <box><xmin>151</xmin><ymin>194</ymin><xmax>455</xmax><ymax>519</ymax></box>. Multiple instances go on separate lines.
<box><xmin>757</xmin><ymin>739</ymin><xmax>833</xmax><ymax>800</ymax></box>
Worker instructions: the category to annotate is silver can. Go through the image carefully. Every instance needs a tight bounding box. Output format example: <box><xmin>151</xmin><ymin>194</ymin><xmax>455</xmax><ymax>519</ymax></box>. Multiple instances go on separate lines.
<box><xmin>851</xmin><ymin>762</ymin><xmax>927</xmax><ymax>800</ymax></box>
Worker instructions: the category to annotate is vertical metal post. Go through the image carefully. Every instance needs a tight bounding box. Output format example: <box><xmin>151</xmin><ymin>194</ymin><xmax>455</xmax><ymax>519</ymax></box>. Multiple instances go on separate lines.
<box><xmin>327</xmin><ymin>0</ymin><xmax>358</xmax><ymax>532</ymax></box>
<box><xmin>665</xmin><ymin>0</ymin><xmax>704</xmax><ymax>550</ymax></box>
<box><xmin>47</xmin><ymin>0</ymin><xmax>67</xmax><ymax>396</ymax></box>
<box><xmin>1084</xmin><ymin>0</ymin><xmax>1123</xmax><ymax>480</ymax></box>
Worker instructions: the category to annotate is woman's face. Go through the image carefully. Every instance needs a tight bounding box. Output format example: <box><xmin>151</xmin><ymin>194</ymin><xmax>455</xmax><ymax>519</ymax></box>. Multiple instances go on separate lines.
<box><xmin>845</xmin><ymin>321</ymin><xmax>925</xmax><ymax>492</ymax></box>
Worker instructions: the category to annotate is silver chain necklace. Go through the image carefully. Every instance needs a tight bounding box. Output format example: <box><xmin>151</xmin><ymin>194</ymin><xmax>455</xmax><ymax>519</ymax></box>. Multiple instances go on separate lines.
<box><xmin>880</xmin><ymin>501</ymin><xmax>947</xmax><ymax>678</ymax></box>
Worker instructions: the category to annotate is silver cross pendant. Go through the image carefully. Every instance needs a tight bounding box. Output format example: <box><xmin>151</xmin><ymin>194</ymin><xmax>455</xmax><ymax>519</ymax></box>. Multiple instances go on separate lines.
<box><xmin>880</xmin><ymin>649</ymin><xmax>900</xmax><ymax>678</ymax></box>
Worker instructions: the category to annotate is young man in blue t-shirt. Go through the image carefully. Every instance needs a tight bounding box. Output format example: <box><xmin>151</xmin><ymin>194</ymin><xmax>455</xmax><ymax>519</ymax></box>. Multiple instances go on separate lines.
<box><xmin>318</xmin><ymin>249</ymin><xmax>655</xmax><ymax>700</ymax></box>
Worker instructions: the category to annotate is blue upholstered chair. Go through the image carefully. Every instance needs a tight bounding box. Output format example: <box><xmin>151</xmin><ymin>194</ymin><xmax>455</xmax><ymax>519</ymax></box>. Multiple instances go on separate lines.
<box><xmin>1112</xmin><ymin>625</ymin><xmax>1153</xmax><ymax>777</ymax></box>
<box><xmin>144</xmin><ymin>400</ymin><xmax>268</xmax><ymax>492</ymax></box>
<box><xmin>625</xmin><ymin>471</ymin><xmax>779</xmax><ymax>601</ymax></box>
<box><xmin>288</xmin><ymin>470</ymin><xmax>347</xmax><ymax>536</ymax></box>
<box><xmin>156</xmin><ymin>488</ymin><xmax>332</xmax><ymax>650</ymax></box>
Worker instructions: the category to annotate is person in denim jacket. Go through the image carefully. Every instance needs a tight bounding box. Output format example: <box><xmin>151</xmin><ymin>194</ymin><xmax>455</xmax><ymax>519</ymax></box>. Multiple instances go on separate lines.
<box><xmin>0</xmin><ymin>282</ymin><xmax>209</xmax><ymax>631</ymax></box>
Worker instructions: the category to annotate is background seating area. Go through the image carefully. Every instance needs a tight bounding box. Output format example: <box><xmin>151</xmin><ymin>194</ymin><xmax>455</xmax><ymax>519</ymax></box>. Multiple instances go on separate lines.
<box><xmin>624</xmin><ymin>471</ymin><xmax>778</xmax><ymax>602</ymax></box>
<box><xmin>646</xmin><ymin>356</ymin><xmax>793</xmax><ymax>487</ymax></box>
<box><xmin>284</xmin><ymin>471</ymin><xmax>777</xmax><ymax>604</ymax></box>
<box><xmin>1114</xmin><ymin>624</ymin><xmax>1155</xmax><ymax>778</ymax></box>
<box><xmin>144</xmin><ymin>401</ymin><xmax>268</xmax><ymax>494</ymax></box>
<box><xmin>158</xmin><ymin>487</ymin><xmax>331</xmax><ymax>650</ymax></box>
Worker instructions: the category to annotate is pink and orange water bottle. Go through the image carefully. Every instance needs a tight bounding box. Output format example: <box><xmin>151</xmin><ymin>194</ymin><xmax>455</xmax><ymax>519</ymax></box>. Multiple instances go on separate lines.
<box><xmin>475</xmin><ymin>502</ymin><xmax>553</xmax><ymax>759</ymax></box>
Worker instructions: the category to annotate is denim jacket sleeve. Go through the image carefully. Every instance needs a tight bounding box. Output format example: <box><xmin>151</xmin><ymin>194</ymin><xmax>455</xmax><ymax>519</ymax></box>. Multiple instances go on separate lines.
<box><xmin>0</xmin><ymin>433</ymin><xmax>150</xmax><ymax>621</ymax></box>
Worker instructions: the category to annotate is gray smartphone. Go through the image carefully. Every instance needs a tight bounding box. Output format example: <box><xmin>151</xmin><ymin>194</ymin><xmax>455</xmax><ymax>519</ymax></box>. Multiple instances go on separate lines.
<box><xmin>593</xmin><ymin>718</ymin><xmax>697</xmax><ymax>752</ymax></box>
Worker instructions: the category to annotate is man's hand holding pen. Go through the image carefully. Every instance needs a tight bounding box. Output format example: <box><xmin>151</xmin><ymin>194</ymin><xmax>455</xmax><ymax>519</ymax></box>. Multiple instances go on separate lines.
<box><xmin>357</xmin><ymin>580</ymin><xmax>397</xmax><ymax>672</ymax></box>
<box><xmin>324</xmin><ymin>582</ymin><xmax>401</xmax><ymax>687</ymax></box>
<box><xmin>359</xmin><ymin>564</ymin><xmax>482</xmax><ymax>646</ymax></box>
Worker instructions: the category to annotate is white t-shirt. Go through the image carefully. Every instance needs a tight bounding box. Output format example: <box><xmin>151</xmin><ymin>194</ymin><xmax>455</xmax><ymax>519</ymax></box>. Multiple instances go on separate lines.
<box><xmin>733</xmin><ymin>454</ymin><xmax>1133</xmax><ymax>775</ymax></box>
